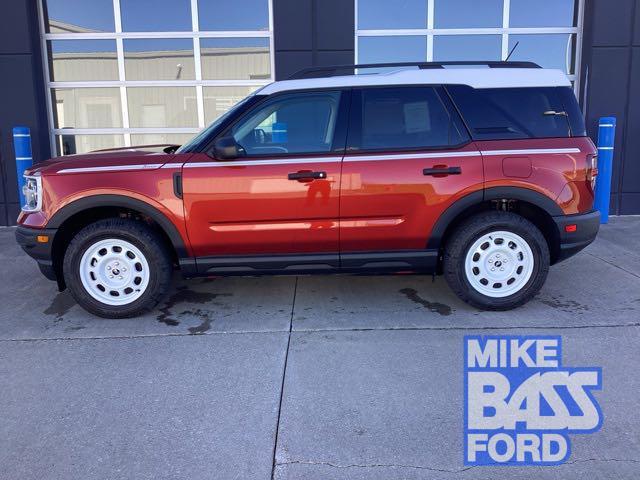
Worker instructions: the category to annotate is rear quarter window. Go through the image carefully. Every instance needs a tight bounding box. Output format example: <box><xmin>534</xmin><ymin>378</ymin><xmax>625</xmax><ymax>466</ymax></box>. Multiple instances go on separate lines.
<box><xmin>447</xmin><ymin>85</ymin><xmax>582</xmax><ymax>140</ymax></box>
<box><xmin>350</xmin><ymin>86</ymin><xmax>470</xmax><ymax>152</ymax></box>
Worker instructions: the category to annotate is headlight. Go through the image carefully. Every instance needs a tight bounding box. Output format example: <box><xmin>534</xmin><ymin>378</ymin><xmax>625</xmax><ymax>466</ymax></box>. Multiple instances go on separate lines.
<box><xmin>21</xmin><ymin>175</ymin><xmax>42</xmax><ymax>212</ymax></box>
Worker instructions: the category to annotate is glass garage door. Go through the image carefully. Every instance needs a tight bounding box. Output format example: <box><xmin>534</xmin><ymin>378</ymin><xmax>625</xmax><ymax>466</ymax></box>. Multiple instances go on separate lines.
<box><xmin>39</xmin><ymin>0</ymin><xmax>274</xmax><ymax>156</ymax></box>
<box><xmin>356</xmin><ymin>0</ymin><xmax>583</xmax><ymax>92</ymax></box>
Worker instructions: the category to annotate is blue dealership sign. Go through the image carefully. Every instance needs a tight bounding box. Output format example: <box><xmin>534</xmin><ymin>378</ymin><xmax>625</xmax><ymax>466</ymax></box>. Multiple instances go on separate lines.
<box><xmin>464</xmin><ymin>336</ymin><xmax>603</xmax><ymax>466</ymax></box>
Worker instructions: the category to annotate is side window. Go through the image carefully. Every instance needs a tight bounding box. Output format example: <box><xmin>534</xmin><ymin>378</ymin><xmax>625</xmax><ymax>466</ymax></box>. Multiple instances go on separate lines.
<box><xmin>230</xmin><ymin>91</ymin><xmax>341</xmax><ymax>156</ymax></box>
<box><xmin>351</xmin><ymin>86</ymin><xmax>469</xmax><ymax>151</ymax></box>
<box><xmin>557</xmin><ymin>87</ymin><xmax>586</xmax><ymax>137</ymax></box>
<box><xmin>447</xmin><ymin>85</ymin><xmax>571</xmax><ymax>140</ymax></box>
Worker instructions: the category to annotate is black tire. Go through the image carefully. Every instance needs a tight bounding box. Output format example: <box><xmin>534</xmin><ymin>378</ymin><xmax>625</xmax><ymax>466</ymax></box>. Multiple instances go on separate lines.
<box><xmin>443</xmin><ymin>211</ymin><xmax>550</xmax><ymax>311</ymax></box>
<box><xmin>63</xmin><ymin>218</ymin><xmax>172</xmax><ymax>318</ymax></box>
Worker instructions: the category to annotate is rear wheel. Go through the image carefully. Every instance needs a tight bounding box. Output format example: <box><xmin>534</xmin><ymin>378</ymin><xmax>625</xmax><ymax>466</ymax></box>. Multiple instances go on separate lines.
<box><xmin>443</xmin><ymin>211</ymin><xmax>549</xmax><ymax>310</ymax></box>
<box><xmin>63</xmin><ymin>218</ymin><xmax>172</xmax><ymax>318</ymax></box>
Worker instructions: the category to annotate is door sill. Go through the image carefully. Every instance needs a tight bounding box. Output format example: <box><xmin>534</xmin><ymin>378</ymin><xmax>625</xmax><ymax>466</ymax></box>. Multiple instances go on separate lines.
<box><xmin>187</xmin><ymin>250</ymin><xmax>438</xmax><ymax>276</ymax></box>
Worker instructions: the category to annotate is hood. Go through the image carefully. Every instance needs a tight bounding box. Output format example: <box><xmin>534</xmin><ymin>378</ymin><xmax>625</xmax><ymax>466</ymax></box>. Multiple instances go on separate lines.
<box><xmin>26</xmin><ymin>145</ymin><xmax>179</xmax><ymax>175</ymax></box>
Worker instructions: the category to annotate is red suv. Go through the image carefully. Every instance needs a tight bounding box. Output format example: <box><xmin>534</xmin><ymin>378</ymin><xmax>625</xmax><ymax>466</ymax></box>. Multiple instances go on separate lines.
<box><xmin>16</xmin><ymin>62</ymin><xmax>600</xmax><ymax>318</ymax></box>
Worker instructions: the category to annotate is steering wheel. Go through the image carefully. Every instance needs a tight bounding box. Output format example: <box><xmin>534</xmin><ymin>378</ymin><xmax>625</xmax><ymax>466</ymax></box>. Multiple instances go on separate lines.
<box><xmin>254</xmin><ymin>128</ymin><xmax>266</xmax><ymax>144</ymax></box>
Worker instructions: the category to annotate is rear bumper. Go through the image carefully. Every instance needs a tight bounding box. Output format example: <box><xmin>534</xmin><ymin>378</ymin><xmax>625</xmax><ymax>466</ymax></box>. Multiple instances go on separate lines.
<box><xmin>15</xmin><ymin>225</ymin><xmax>58</xmax><ymax>281</ymax></box>
<box><xmin>553</xmin><ymin>210</ymin><xmax>600</xmax><ymax>263</ymax></box>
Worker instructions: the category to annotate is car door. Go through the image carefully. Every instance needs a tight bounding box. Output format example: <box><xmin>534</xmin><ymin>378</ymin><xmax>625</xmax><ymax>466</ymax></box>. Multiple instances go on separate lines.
<box><xmin>339</xmin><ymin>85</ymin><xmax>484</xmax><ymax>271</ymax></box>
<box><xmin>182</xmin><ymin>89</ymin><xmax>349</xmax><ymax>272</ymax></box>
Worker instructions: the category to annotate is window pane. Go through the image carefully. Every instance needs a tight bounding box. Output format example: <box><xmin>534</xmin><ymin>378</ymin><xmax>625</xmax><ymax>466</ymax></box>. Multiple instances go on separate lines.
<box><xmin>509</xmin><ymin>34</ymin><xmax>574</xmax><ymax>73</ymax></box>
<box><xmin>52</xmin><ymin>88</ymin><xmax>122</xmax><ymax>129</ymax></box>
<box><xmin>447</xmin><ymin>86</ymin><xmax>570</xmax><ymax>139</ymax></box>
<box><xmin>127</xmin><ymin>87</ymin><xmax>198</xmax><ymax>128</ymax></box>
<box><xmin>45</xmin><ymin>0</ymin><xmax>114</xmax><ymax>33</ymax></box>
<box><xmin>49</xmin><ymin>40</ymin><xmax>118</xmax><ymax>82</ymax></box>
<box><xmin>55</xmin><ymin>134</ymin><xmax>125</xmax><ymax>156</ymax></box>
<box><xmin>179</xmin><ymin>95</ymin><xmax>256</xmax><ymax>152</ymax></box>
<box><xmin>358</xmin><ymin>37</ymin><xmax>427</xmax><ymax>66</ymax></box>
<box><xmin>557</xmin><ymin>87</ymin><xmax>586</xmax><ymax>136</ymax></box>
<box><xmin>131</xmin><ymin>133</ymin><xmax>194</xmax><ymax>146</ymax></box>
<box><xmin>357</xmin><ymin>87</ymin><xmax>468</xmax><ymax>150</ymax></box>
<box><xmin>120</xmin><ymin>0</ymin><xmax>192</xmax><ymax>31</ymax></box>
<box><xmin>198</xmin><ymin>0</ymin><xmax>269</xmax><ymax>31</ymax></box>
<box><xmin>434</xmin><ymin>0</ymin><xmax>503</xmax><ymax>28</ymax></box>
<box><xmin>357</xmin><ymin>0</ymin><xmax>427</xmax><ymax>29</ymax></box>
<box><xmin>433</xmin><ymin>35</ymin><xmax>502</xmax><ymax>61</ymax></box>
<box><xmin>200</xmin><ymin>38</ymin><xmax>270</xmax><ymax>80</ymax></box>
<box><xmin>232</xmin><ymin>92</ymin><xmax>341</xmax><ymax>155</ymax></box>
<box><xmin>124</xmin><ymin>39</ymin><xmax>195</xmax><ymax>81</ymax></box>
<box><xmin>203</xmin><ymin>86</ymin><xmax>259</xmax><ymax>124</ymax></box>
<box><xmin>510</xmin><ymin>0</ymin><xmax>576</xmax><ymax>27</ymax></box>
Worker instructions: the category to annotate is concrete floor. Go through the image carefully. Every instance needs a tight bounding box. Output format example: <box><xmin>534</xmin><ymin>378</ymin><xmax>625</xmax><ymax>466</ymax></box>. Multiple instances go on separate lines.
<box><xmin>1</xmin><ymin>217</ymin><xmax>639</xmax><ymax>479</ymax></box>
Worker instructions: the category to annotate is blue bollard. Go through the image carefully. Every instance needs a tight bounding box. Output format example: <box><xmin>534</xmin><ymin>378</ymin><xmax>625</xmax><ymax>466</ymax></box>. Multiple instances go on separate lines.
<box><xmin>13</xmin><ymin>126</ymin><xmax>34</xmax><ymax>208</ymax></box>
<box><xmin>272</xmin><ymin>122</ymin><xmax>288</xmax><ymax>144</ymax></box>
<box><xmin>593</xmin><ymin>117</ymin><xmax>616</xmax><ymax>224</ymax></box>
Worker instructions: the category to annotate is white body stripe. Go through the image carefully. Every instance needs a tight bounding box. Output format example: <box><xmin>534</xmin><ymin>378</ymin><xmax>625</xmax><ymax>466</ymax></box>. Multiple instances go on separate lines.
<box><xmin>55</xmin><ymin>148</ymin><xmax>582</xmax><ymax>174</ymax></box>
<box><xmin>15</xmin><ymin>157</ymin><xmax>33</xmax><ymax>161</ymax></box>
<box><xmin>184</xmin><ymin>157</ymin><xmax>342</xmax><ymax>168</ymax></box>
<box><xmin>57</xmin><ymin>163</ymin><xmax>163</xmax><ymax>174</ymax></box>
<box><xmin>597</xmin><ymin>146</ymin><xmax>613</xmax><ymax>150</ymax></box>
<box><xmin>343</xmin><ymin>151</ymin><xmax>481</xmax><ymax>162</ymax></box>
<box><xmin>343</xmin><ymin>148</ymin><xmax>580</xmax><ymax>162</ymax></box>
<box><xmin>479</xmin><ymin>148</ymin><xmax>581</xmax><ymax>156</ymax></box>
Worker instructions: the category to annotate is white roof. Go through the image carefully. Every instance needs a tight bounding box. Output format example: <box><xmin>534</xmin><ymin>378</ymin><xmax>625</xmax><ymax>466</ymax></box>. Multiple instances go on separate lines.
<box><xmin>259</xmin><ymin>68</ymin><xmax>571</xmax><ymax>95</ymax></box>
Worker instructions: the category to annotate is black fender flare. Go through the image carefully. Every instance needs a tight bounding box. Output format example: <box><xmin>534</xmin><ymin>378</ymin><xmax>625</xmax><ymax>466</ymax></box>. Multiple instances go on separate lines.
<box><xmin>426</xmin><ymin>186</ymin><xmax>562</xmax><ymax>250</ymax></box>
<box><xmin>47</xmin><ymin>194</ymin><xmax>189</xmax><ymax>258</ymax></box>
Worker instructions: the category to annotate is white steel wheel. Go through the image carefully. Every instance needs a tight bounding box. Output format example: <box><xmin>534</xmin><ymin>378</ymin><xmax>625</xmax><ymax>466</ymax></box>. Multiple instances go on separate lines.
<box><xmin>464</xmin><ymin>230</ymin><xmax>534</xmax><ymax>298</ymax></box>
<box><xmin>79</xmin><ymin>238</ymin><xmax>150</xmax><ymax>306</ymax></box>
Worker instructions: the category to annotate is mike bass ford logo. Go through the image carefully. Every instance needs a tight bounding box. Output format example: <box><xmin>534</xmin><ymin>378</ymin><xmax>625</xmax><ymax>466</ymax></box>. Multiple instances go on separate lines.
<box><xmin>464</xmin><ymin>336</ymin><xmax>603</xmax><ymax>466</ymax></box>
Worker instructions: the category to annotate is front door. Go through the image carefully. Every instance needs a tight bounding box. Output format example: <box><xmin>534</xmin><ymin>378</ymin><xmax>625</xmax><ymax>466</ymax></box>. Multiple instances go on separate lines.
<box><xmin>183</xmin><ymin>89</ymin><xmax>348</xmax><ymax>272</ymax></box>
<box><xmin>339</xmin><ymin>86</ymin><xmax>484</xmax><ymax>270</ymax></box>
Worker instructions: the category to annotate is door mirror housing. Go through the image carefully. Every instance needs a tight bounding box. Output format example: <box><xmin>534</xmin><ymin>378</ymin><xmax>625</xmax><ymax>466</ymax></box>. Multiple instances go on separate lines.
<box><xmin>213</xmin><ymin>136</ymin><xmax>244</xmax><ymax>160</ymax></box>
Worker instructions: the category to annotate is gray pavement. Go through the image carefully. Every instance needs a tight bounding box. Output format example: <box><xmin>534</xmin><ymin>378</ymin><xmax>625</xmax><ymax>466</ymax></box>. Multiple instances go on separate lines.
<box><xmin>1</xmin><ymin>217</ymin><xmax>639</xmax><ymax>479</ymax></box>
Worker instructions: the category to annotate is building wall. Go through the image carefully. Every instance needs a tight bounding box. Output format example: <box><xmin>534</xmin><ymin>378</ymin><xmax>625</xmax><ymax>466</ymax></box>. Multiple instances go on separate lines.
<box><xmin>0</xmin><ymin>0</ymin><xmax>50</xmax><ymax>226</ymax></box>
<box><xmin>273</xmin><ymin>0</ymin><xmax>355</xmax><ymax>80</ymax></box>
<box><xmin>580</xmin><ymin>0</ymin><xmax>640</xmax><ymax>214</ymax></box>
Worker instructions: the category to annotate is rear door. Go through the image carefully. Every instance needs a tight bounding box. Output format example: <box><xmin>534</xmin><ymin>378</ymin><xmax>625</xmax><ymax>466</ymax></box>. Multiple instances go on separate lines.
<box><xmin>339</xmin><ymin>85</ymin><xmax>484</xmax><ymax>270</ymax></box>
<box><xmin>182</xmin><ymin>89</ymin><xmax>348</xmax><ymax>268</ymax></box>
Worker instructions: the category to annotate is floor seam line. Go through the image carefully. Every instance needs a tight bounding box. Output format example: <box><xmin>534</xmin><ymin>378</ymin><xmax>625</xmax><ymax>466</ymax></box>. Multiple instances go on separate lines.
<box><xmin>586</xmin><ymin>252</ymin><xmax>640</xmax><ymax>280</ymax></box>
<box><xmin>0</xmin><ymin>329</ymin><xmax>287</xmax><ymax>343</ymax></box>
<box><xmin>2</xmin><ymin>321</ymin><xmax>638</xmax><ymax>343</ymax></box>
<box><xmin>270</xmin><ymin>276</ymin><xmax>297</xmax><ymax>480</ymax></box>
<box><xmin>290</xmin><ymin>323</ymin><xmax>640</xmax><ymax>332</ymax></box>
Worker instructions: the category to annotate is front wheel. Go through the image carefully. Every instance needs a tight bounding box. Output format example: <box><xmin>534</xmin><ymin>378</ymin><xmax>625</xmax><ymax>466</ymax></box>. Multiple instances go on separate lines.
<box><xmin>443</xmin><ymin>211</ymin><xmax>550</xmax><ymax>310</ymax></box>
<box><xmin>63</xmin><ymin>218</ymin><xmax>172</xmax><ymax>318</ymax></box>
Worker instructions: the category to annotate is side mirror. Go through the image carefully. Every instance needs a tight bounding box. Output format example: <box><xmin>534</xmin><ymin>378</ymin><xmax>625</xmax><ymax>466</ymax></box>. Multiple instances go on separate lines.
<box><xmin>213</xmin><ymin>136</ymin><xmax>244</xmax><ymax>160</ymax></box>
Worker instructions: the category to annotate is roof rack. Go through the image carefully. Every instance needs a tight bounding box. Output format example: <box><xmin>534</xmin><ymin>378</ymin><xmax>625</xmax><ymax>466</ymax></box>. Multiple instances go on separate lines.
<box><xmin>288</xmin><ymin>61</ymin><xmax>541</xmax><ymax>80</ymax></box>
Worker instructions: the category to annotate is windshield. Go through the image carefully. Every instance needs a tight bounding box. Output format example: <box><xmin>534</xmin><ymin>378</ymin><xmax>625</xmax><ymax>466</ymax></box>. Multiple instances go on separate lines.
<box><xmin>176</xmin><ymin>94</ymin><xmax>257</xmax><ymax>153</ymax></box>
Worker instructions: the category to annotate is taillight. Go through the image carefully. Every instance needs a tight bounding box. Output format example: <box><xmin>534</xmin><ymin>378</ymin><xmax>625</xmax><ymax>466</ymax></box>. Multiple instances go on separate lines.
<box><xmin>586</xmin><ymin>154</ymin><xmax>598</xmax><ymax>191</ymax></box>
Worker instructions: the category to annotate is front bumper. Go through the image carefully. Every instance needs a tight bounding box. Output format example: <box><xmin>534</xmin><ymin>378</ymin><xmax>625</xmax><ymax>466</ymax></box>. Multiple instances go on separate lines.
<box><xmin>15</xmin><ymin>225</ymin><xmax>58</xmax><ymax>281</ymax></box>
<box><xmin>553</xmin><ymin>210</ymin><xmax>600</xmax><ymax>263</ymax></box>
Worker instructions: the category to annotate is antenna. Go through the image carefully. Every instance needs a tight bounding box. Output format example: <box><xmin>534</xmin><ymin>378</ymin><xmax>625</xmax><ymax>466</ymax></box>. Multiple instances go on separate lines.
<box><xmin>505</xmin><ymin>41</ymin><xmax>520</xmax><ymax>62</ymax></box>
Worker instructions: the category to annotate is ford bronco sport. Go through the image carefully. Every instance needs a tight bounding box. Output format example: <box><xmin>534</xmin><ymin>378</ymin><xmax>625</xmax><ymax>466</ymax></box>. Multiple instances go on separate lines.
<box><xmin>16</xmin><ymin>62</ymin><xmax>600</xmax><ymax>318</ymax></box>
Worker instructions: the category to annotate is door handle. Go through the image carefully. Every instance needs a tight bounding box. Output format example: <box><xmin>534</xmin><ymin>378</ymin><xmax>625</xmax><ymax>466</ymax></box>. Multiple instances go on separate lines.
<box><xmin>288</xmin><ymin>170</ymin><xmax>327</xmax><ymax>181</ymax></box>
<box><xmin>423</xmin><ymin>166</ymin><xmax>462</xmax><ymax>176</ymax></box>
